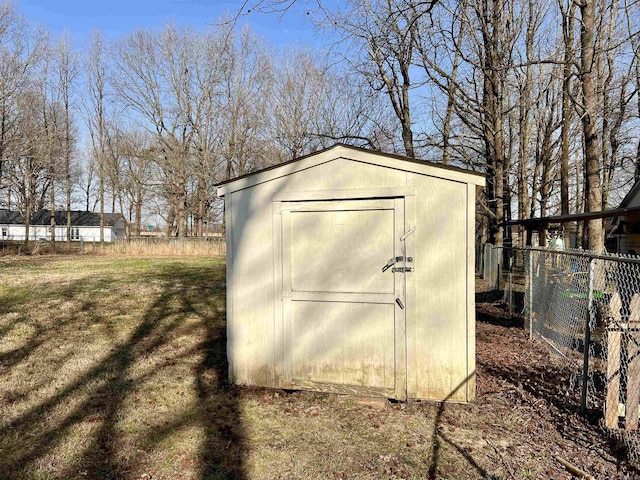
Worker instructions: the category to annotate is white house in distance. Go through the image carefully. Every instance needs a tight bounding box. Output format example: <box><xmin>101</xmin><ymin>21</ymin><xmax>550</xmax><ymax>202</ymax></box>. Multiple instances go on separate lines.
<box><xmin>0</xmin><ymin>210</ymin><xmax>126</xmax><ymax>242</ymax></box>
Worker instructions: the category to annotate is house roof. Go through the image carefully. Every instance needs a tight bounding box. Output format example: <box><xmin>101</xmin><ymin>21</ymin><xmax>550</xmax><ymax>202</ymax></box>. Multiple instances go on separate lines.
<box><xmin>0</xmin><ymin>209</ymin><xmax>123</xmax><ymax>227</ymax></box>
<box><xmin>620</xmin><ymin>179</ymin><xmax>640</xmax><ymax>208</ymax></box>
<box><xmin>216</xmin><ymin>143</ymin><xmax>486</xmax><ymax>196</ymax></box>
<box><xmin>502</xmin><ymin>179</ymin><xmax>640</xmax><ymax>229</ymax></box>
<box><xmin>504</xmin><ymin>205</ymin><xmax>640</xmax><ymax>227</ymax></box>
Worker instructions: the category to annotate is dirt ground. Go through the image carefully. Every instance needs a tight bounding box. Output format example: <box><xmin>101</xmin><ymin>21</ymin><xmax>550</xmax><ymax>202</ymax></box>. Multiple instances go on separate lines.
<box><xmin>467</xmin><ymin>283</ymin><xmax>638</xmax><ymax>479</ymax></box>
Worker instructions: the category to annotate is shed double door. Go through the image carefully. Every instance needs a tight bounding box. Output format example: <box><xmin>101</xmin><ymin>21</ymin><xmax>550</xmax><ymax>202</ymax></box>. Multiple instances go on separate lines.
<box><xmin>280</xmin><ymin>198</ymin><xmax>406</xmax><ymax>400</ymax></box>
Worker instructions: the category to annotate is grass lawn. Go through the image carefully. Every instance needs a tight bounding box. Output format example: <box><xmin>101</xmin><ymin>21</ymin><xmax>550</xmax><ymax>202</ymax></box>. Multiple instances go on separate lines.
<box><xmin>0</xmin><ymin>256</ymin><xmax>635</xmax><ymax>479</ymax></box>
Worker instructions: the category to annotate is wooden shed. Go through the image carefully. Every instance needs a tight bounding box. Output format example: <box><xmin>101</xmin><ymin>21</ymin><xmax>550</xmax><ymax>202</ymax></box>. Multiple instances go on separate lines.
<box><xmin>216</xmin><ymin>144</ymin><xmax>485</xmax><ymax>402</ymax></box>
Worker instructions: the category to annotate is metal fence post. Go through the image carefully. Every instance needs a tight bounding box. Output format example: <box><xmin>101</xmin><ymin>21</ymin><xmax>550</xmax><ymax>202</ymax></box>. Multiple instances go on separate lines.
<box><xmin>508</xmin><ymin>248</ymin><xmax>514</xmax><ymax>315</ymax></box>
<box><xmin>482</xmin><ymin>244</ymin><xmax>486</xmax><ymax>279</ymax></box>
<box><xmin>581</xmin><ymin>257</ymin><xmax>596</xmax><ymax>414</ymax></box>
<box><xmin>528</xmin><ymin>250</ymin><xmax>534</xmax><ymax>339</ymax></box>
<box><xmin>484</xmin><ymin>243</ymin><xmax>492</xmax><ymax>281</ymax></box>
<box><xmin>496</xmin><ymin>246</ymin><xmax>501</xmax><ymax>291</ymax></box>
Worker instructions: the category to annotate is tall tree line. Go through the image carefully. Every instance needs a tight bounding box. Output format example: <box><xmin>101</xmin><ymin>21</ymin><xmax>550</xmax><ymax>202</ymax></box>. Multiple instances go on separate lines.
<box><xmin>2</xmin><ymin>0</ymin><xmax>640</xmax><ymax>250</ymax></box>
<box><xmin>0</xmin><ymin>3</ymin><xmax>396</xmax><ymax>239</ymax></box>
<box><xmin>251</xmin><ymin>0</ymin><xmax>640</xmax><ymax>251</ymax></box>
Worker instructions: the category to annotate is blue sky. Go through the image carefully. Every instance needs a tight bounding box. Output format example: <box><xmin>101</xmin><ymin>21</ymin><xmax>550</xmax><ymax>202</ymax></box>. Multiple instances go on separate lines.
<box><xmin>16</xmin><ymin>0</ymin><xmax>321</xmax><ymax>46</ymax></box>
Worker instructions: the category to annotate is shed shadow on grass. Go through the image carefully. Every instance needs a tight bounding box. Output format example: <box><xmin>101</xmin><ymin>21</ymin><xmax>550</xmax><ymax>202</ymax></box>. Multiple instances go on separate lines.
<box><xmin>0</xmin><ymin>259</ymin><xmax>246</xmax><ymax>480</ymax></box>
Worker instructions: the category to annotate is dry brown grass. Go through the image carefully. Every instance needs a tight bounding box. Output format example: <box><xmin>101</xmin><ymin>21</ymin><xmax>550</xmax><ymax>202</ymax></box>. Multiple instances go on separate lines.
<box><xmin>107</xmin><ymin>238</ymin><xmax>226</xmax><ymax>257</ymax></box>
<box><xmin>0</xmin><ymin>256</ymin><xmax>231</xmax><ymax>479</ymax></box>
<box><xmin>1</xmin><ymin>238</ymin><xmax>226</xmax><ymax>257</ymax></box>
<box><xmin>0</xmin><ymin>259</ymin><xmax>636</xmax><ymax>479</ymax></box>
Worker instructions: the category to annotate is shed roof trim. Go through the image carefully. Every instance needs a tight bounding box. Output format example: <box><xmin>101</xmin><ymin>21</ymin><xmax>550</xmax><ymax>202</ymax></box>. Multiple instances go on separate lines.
<box><xmin>216</xmin><ymin>144</ymin><xmax>485</xmax><ymax>196</ymax></box>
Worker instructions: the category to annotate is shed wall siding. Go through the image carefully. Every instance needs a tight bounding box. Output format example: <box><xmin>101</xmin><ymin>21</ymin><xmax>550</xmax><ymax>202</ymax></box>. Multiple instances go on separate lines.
<box><xmin>226</xmin><ymin>156</ymin><xmax>476</xmax><ymax>401</ymax></box>
<box><xmin>280</xmin><ymin>157</ymin><xmax>408</xmax><ymax>192</ymax></box>
<box><xmin>228</xmin><ymin>185</ymin><xmax>276</xmax><ymax>386</ymax></box>
<box><xmin>408</xmin><ymin>174</ymin><xmax>471</xmax><ymax>401</ymax></box>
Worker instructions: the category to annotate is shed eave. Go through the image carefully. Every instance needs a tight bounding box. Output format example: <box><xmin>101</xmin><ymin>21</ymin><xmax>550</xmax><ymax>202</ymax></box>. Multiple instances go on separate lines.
<box><xmin>216</xmin><ymin>144</ymin><xmax>485</xmax><ymax>197</ymax></box>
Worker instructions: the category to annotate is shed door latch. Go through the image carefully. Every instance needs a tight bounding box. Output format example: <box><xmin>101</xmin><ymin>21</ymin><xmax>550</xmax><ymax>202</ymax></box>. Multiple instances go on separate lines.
<box><xmin>383</xmin><ymin>256</ymin><xmax>413</xmax><ymax>273</ymax></box>
<box><xmin>392</xmin><ymin>266</ymin><xmax>413</xmax><ymax>273</ymax></box>
<box><xmin>382</xmin><ymin>256</ymin><xmax>403</xmax><ymax>272</ymax></box>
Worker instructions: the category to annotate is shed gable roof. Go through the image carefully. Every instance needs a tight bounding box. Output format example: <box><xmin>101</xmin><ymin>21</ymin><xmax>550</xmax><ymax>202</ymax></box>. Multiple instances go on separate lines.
<box><xmin>0</xmin><ymin>209</ymin><xmax>123</xmax><ymax>227</ymax></box>
<box><xmin>216</xmin><ymin>144</ymin><xmax>485</xmax><ymax>196</ymax></box>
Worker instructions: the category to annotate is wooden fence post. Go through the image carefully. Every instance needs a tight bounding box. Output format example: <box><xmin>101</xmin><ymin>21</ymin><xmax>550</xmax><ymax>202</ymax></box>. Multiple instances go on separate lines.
<box><xmin>528</xmin><ymin>251</ymin><xmax>534</xmax><ymax>339</ymax></box>
<box><xmin>606</xmin><ymin>291</ymin><xmax>622</xmax><ymax>428</ymax></box>
<box><xmin>626</xmin><ymin>294</ymin><xmax>640</xmax><ymax>430</ymax></box>
<box><xmin>626</xmin><ymin>338</ymin><xmax>640</xmax><ymax>430</ymax></box>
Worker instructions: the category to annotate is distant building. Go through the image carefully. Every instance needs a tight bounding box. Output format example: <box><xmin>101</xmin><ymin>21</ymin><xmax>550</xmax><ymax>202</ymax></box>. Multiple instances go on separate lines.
<box><xmin>0</xmin><ymin>210</ymin><xmax>126</xmax><ymax>242</ymax></box>
<box><xmin>608</xmin><ymin>180</ymin><xmax>640</xmax><ymax>254</ymax></box>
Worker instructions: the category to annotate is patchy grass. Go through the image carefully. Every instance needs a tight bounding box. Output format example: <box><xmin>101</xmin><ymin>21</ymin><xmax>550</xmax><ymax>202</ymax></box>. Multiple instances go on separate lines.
<box><xmin>0</xmin><ymin>255</ymin><xmax>232</xmax><ymax>480</ymax></box>
<box><xmin>0</xmin><ymin>257</ymin><xmax>636</xmax><ymax>479</ymax></box>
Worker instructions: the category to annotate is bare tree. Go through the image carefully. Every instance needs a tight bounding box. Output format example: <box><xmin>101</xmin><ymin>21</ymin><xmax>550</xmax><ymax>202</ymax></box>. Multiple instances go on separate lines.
<box><xmin>53</xmin><ymin>33</ymin><xmax>78</xmax><ymax>242</ymax></box>
<box><xmin>578</xmin><ymin>0</ymin><xmax>604</xmax><ymax>251</ymax></box>
<box><xmin>323</xmin><ymin>0</ymin><xmax>425</xmax><ymax>157</ymax></box>
<box><xmin>558</xmin><ymin>0</ymin><xmax>576</xmax><ymax>246</ymax></box>
<box><xmin>84</xmin><ymin>30</ymin><xmax>108</xmax><ymax>242</ymax></box>
<box><xmin>272</xmin><ymin>48</ymin><xmax>326</xmax><ymax>158</ymax></box>
<box><xmin>213</xmin><ymin>25</ymin><xmax>274</xmax><ymax>179</ymax></box>
<box><xmin>0</xmin><ymin>2</ymin><xmax>44</xmax><ymax>202</ymax></box>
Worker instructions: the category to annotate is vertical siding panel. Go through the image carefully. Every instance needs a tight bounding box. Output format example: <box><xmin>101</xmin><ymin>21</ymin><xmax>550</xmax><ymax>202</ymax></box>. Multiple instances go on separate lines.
<box><xmin>412</xmin><ymin>177</ymin><xmax>468</xmax><ymax>401</ymax></box>
<box><xmin>231</xmin><ymin>185</ymin><xmax>275</xmax><ymax>386</ymax></box>
<box><xmin>281</xmin><ymin>210</ymin><xmax>292</xmax><ymax>383</ymax></box>
<box><xmin>394</xmin><ymin>197</ymin><xmax>407</xmax><ymax>400</ymax></box>
<box><xmin>225</xmin><ymin>193</ymin><xmax>235</xmax><ymax>383</ymax></box>
<box><xmin>405</xmin><ymin>174</ymin><xmax>419</xmax><ymax>398</ymax></box>
<box><xmin>272</xmin><ymin>201</ymin><xmax>284</xmax><ymax>386</ymax></box>
<box><xmin>466</xmin><ymin>184</ymin><xmax>477</xmax><ymax>401</ymax></box>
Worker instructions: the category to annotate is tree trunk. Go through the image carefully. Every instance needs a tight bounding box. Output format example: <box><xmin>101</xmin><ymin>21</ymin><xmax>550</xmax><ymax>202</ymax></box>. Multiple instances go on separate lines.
<box><xmin>518</xmin><ymin>80</ymin><xmax>531</xmax><ymax>247</ymax></box>
<box><xmin>50</xmin><ymin>176</ymin><xmax>55</xmax><ymax>242</ymax></box>
<box><xmin>560</xmin><ymin>0</ymin><xmax>575</xmax><ymax>231</ymax></box>
<box><xmin>442</xmin><ymin>31</ymin><xmax>463</xmax><ymax>165</ymax></box>
<box><xmin>580</xmin><ymin>0</ymin><xmax>604</xmax><ymax>252</ymax></box>
<box><xmin>482</xmin><ymin>0</ymin><xmax>505</xmax><ymax>247</ymax></box>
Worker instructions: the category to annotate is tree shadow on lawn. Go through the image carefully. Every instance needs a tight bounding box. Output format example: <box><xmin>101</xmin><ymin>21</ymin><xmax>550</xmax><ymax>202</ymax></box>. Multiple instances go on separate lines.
<box><xmin>425</xmin><ymin>372</ymin><xmax>491</xmax><ymax>479</ymax></box>
<box><xmin>0</xmin><ymin>259</ymin><xmax>245</xmax><ymax>479</ymax></box>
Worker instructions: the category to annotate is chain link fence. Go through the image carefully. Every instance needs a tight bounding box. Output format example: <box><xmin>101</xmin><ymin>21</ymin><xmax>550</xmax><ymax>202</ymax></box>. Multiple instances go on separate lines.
<box><xmin>479</xmin><ymin>244</ymin><xmax>640</xmax><ymax>451</ymax></box>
